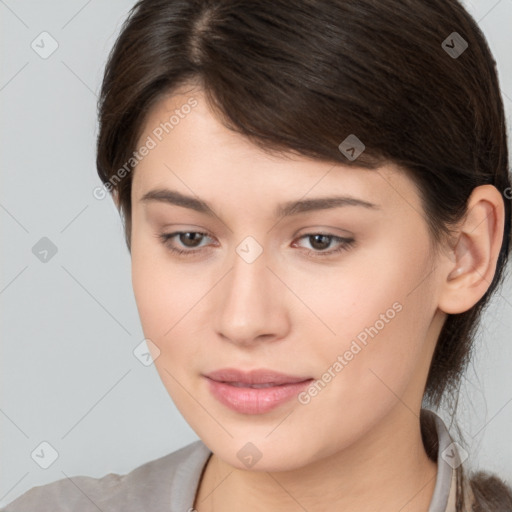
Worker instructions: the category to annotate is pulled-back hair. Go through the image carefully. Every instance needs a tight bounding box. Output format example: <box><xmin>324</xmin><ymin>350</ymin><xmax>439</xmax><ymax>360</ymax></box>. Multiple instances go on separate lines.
<box><xmin>95</xmin><ymin>1</ymin><xmax>512</xmax><ymax>509</ymax></box>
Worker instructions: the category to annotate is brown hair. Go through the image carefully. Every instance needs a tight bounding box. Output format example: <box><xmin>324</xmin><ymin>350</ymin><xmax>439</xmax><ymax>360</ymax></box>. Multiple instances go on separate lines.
<box><xmin>96</xmin><ymin>1</ymin><xmax>512</xmax><ymax>509</ymax></box>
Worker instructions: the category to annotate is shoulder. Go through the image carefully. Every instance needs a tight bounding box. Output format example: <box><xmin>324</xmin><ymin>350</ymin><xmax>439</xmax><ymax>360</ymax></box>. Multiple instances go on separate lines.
<box><xmin>1</xmin><ymin>440</ymin><xmax>209</xmax><ymax>512</ymax></box>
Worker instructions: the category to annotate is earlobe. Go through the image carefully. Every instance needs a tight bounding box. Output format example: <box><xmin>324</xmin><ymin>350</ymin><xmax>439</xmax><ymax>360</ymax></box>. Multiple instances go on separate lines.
<box><xmin>438</xmin><ymin>185</ymin><xmax>505</xmax><ymax>315</ymax></box>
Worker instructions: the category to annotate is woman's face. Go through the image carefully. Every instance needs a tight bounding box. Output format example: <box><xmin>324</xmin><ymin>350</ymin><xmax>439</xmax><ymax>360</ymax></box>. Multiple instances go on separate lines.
<box><xmin>129</xmin><ymin>86</ymin><xmax>448</xmax><ymax>471</ymax></box>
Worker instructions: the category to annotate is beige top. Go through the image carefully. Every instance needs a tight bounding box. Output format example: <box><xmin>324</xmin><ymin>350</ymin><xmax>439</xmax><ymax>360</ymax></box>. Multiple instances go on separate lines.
<box><xmin>2</xmin><ymin>409</ymin><xmax>474</xmax><ymax>511</ymax></box>
<box><xmin>425</xmin><ymin>410</ymin><xmax>475</xmax><ymax>512</ymax></box>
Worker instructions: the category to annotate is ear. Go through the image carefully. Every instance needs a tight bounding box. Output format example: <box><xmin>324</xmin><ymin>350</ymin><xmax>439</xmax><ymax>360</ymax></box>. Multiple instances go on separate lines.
<box><xmin>437</xmin><ymin>184</ymin><xmax>505</xmax><ymax>315</ymax></box>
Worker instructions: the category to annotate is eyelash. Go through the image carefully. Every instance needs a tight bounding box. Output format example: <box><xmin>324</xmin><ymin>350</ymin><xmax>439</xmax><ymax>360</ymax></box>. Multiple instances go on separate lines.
<box><xmin>155</xmin><ymin>231</ymin><xmax>355</xmax><ymax>259</ymax></box>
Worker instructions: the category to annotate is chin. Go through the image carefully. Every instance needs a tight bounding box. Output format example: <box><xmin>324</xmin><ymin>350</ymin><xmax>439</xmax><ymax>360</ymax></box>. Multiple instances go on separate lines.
<box><xmin>202</xmin><ymin>430</ymin><xmax>327</xmax><ymax>473</ymax></box>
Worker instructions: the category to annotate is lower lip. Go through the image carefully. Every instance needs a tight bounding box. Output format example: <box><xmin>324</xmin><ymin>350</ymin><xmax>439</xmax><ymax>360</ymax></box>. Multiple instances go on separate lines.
<box><xmin>205</xmin><ymin>377</ymin><xmax>314</xmax><ymax>414</ymax></box>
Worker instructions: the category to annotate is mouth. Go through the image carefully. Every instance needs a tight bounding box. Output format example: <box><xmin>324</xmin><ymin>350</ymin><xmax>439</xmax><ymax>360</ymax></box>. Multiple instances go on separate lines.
<box><xmin>203</xmin><ymin>368</ymin><xmax>314</xmax><ymax>414</ymax></box>
<box><xmin>204</xmin><ymin>367</ymin><xmax>313</xmax><ymax>386</ymax></box>
<box><xmin>221</xmin><ymin>382</ymin><xmax>293</xmax><ymax>388</ymax></box>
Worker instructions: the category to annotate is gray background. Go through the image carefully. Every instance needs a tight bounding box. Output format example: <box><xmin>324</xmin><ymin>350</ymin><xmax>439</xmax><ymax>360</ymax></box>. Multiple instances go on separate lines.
<box><xmin>1</xmin><ymin>0</ymin><xmax>511</xmax><ymax>506</ymax></box>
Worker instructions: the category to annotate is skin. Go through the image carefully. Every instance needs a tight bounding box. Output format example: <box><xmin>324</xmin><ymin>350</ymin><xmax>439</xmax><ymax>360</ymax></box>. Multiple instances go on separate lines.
<box><xmin>122</xmin><ymin>84</ymin><xmax>504</xmax><ymax>512</ymax></box>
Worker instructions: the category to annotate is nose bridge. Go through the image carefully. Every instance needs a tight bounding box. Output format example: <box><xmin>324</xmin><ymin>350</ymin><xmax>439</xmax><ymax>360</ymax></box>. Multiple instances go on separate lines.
<box><xmin>214</xmin><ymin>236</ymin><xmax>289</xmax><ymax>344</ymax></box>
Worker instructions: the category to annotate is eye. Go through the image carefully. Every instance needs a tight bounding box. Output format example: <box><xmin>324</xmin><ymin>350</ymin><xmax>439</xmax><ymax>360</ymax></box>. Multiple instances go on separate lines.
<box><xmin>155</xmin><ymin>231</ymin><xmax>355</xmax><ymax>259</ymax></box>
<box><xmin>292</xmin><ymin>233</ymin><xmax>355</xmax><ymax>258</ymax></box>
<box><xmin>156</xmin><ymin>231</ymin><xmax>213</xmax><ymax>256</ymax></box>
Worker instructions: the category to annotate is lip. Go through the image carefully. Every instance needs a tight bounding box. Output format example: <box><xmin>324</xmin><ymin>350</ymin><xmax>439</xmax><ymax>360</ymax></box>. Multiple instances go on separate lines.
<box><xmin>203</xmin><ymin>368</ymin><xmax>314</xmax><ymax>414</ymax></box>
<box><xmin>204</xmin><ymin>368</ymin><xmax>312</xmax><ymax>385</ymax></box>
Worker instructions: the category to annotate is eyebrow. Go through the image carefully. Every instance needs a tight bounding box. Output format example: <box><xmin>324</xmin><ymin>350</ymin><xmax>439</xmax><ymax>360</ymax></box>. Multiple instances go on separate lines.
<box><xmin>140</xmin><ymin>188</ymin><xmax>380</xmax><ymax>218</ymax></box>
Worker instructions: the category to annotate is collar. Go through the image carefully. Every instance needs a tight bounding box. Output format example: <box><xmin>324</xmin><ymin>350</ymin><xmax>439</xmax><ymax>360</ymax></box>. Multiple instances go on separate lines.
<box><xmin>423</xmin><ymin>409</ymin><xmax>474</xmax><ymax>512</ymax></box>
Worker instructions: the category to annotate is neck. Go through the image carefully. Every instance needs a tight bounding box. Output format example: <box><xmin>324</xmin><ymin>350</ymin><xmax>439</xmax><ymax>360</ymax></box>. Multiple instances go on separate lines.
<box><xmin>193</xmin><ymin>405</ymin><xmax>438</xmax><ymax>512</ymax></box>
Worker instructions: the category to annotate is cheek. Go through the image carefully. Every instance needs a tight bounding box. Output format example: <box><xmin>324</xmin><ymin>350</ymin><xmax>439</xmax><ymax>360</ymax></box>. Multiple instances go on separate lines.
<box><xmin>289</xmin><ymin>241</ymin><xmax>428</xmax><ymax>346</ymax></box>
<box><xmin>297</xmin><ymin>236</ymin><xmax>437</xmax><ymax>401</ymax></box>
<box><xmin>130</xmin><ymin>240</ymin><xmax>209</xmax><ymax>372</ymax></box>
<box><xmin>131</xmin><ymin>230</ymin><xmax>194</xmax><ymax>332</ymax></box>
<box><xmin>131</xmin><ymin>251</ymin><xmax>202</xmax><ymax>407</ymax></box>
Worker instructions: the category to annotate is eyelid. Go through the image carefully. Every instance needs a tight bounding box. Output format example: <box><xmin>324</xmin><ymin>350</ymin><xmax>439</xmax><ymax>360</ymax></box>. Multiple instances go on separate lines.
<box><xmin>291</xmin><ymin>233</ymin><xmax>355</xmax><ymax>256</ymax></box>
<box><xmin>155</xmin><ymin>230</ymin><xmax>215</xmax><ymax>251</ymax></box>
<box><xmin>156</xmin><ymin>229</ymin><xmax>355</xmax><ymax>259</ymax></box>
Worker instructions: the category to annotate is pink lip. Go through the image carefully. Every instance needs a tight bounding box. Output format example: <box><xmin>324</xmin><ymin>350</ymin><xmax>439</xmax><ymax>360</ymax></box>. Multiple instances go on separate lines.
<box><xmin>203</xmin><ymin>368</ymin><xmax>314</xmax><ymax>414</ymax></box>
<box><xmin>204</xmin><ymin>368</ymin><xmax>312</xmax><ymax>385</ymax></box>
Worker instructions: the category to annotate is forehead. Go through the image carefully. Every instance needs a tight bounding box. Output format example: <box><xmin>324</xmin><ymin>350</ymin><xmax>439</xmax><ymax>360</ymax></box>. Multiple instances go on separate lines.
<box><xmin>131</xmin><ymin>87</ymin><xmax>421</xmax><ymax>218</ymax></box>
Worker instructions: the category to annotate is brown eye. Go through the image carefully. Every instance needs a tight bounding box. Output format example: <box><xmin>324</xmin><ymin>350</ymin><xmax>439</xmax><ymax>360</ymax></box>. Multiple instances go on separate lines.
<box><xmin>156</xmin><ymin>231</ymin><xmax>213</xmax><ymax>256</ymax></box>
<box><xmin>177</xmin><ymin>232</ymin><xmax>205</xmax><ymax>248</ymax></box>
<box><xmin>308</xmin><ymin>234</ymin><xmax>332</xmax><ymax>251</ymax></box>
<box><xmin>155</xmin><ymin>231</ymin><xmax>355</xmax><ymax>259</ymax></box>
<box><xmin>293</xmin><ymin>233</ymin><xmax>356</xmax><ymax>258</ymax></box>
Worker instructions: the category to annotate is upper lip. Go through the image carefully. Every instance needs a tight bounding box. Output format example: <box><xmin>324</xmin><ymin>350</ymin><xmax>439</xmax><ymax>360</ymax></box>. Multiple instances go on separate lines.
<box><xmin>204</xmin><ymin>368</ymin><xmax>313</xmax><ymax>385</ymax></box>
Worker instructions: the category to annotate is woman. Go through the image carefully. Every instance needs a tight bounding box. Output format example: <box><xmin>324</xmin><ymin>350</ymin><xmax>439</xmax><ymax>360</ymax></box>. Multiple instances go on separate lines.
<box><xmin>4</xmin><ymin>0</ymin><xmax>512</xmax><ymax>511</ymax></box>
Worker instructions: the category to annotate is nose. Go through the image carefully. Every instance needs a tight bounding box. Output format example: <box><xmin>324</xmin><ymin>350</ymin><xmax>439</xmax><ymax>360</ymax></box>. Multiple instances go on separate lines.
<box><xmin>214</xmin><ymin>245</ymin><xmax>291</xmax><ymax>347</ymax></box>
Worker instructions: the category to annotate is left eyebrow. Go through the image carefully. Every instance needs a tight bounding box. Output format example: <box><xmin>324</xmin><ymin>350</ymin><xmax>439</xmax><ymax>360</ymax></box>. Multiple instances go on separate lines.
<box><xmin>139</xmin><ymin>188</ymin><xmax>380</xmax><ymax>218</ymax></box>
<box><xmin>275</xmin><ymin>195</ymin><xmax>380</xmax><ymax>217</ymax></box>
